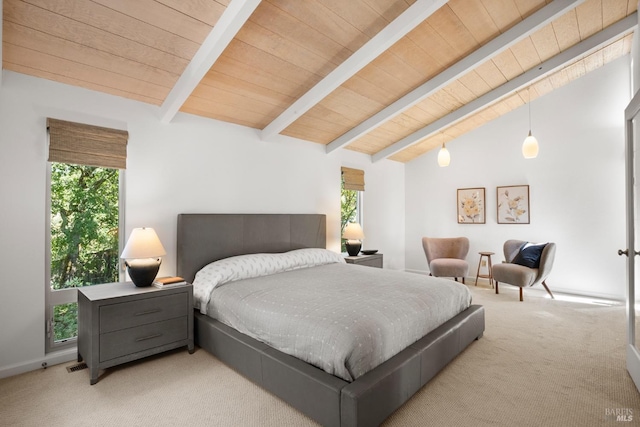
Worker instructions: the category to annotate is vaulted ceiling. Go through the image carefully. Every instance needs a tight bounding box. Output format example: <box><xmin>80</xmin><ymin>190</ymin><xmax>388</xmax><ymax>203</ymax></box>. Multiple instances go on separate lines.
<box><xmin>2</xmin><ymin>0</ymin><xmax>637</xmax><ymax>163</ymax></box>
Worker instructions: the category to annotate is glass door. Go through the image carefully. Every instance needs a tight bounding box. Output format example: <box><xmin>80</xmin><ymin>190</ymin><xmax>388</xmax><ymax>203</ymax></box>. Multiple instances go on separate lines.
<box><xmin>623</xmin><ymin>90</ymin><xmax>640</xmax><ymax>392</ymax></box>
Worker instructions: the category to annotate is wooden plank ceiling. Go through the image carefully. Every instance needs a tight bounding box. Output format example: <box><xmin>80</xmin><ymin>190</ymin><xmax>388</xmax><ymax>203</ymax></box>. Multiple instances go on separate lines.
<box><xmin>2</xmin><ymin>0</ymin><xmax>637</xmax><ymax>163</ymax></box>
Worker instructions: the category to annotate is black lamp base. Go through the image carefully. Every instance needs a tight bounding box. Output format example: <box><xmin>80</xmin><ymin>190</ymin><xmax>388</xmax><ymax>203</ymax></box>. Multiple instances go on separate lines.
<box><xmin>125</xmin><ymin>258</ymin><xmax>162</xmax><ymax>287</ymax></box>
<box><xmin>345</xmin><ymin>241</ymin><xmax>362</xmax><ymax>256</ymax></box>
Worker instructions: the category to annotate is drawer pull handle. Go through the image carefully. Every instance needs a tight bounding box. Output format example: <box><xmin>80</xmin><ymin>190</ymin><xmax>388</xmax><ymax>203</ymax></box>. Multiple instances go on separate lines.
<box><xmin>135</xmin><ymin>333</ymin><xmax>162</xmax><ymax>342</ymax></box>
<box><xmin>134</xmin><ymin>309</ymin><xmax>162</xmax><ymax>316</ymax></box>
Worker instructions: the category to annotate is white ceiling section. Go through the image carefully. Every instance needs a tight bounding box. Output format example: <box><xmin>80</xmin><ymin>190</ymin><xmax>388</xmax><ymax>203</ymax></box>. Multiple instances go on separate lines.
<box><xmin>2</xmin><ymin>0</ymin><xmax>637</xmax><ymax>163</ymax></box>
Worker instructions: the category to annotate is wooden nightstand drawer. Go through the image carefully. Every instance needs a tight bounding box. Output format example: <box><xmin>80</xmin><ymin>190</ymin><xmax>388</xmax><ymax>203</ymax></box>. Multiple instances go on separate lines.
<box><xmin>100</xmin><ymin>316</ymin><xmax>188</xmax><ymax>362</ymax></box>
<box><xmin>99</xmin><ymin>293</ymin><xmax>187</xmax><ymax>333</ymax></box>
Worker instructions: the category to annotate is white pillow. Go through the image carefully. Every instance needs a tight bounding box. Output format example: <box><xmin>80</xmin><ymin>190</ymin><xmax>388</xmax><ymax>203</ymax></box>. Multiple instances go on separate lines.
<box><xmin>192</xmin><ymin>248</ymin><xmax>345</xmax><ymax>313</ymax></box>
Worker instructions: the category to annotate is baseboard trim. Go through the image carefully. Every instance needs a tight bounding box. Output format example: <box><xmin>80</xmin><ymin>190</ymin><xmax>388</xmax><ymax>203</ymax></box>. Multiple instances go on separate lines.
<box><xmin>0</xmin><ymin>347</ymin><xmax>77</xmax><ymax>380</ymax></box>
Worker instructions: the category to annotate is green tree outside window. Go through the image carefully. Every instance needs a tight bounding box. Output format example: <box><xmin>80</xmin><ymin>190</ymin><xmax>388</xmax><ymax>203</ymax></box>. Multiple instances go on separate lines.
<box><xmin>341</xmin><ymin>181</ymin><xmax>359</xmax><ymax>253</ymax></box>
<box><xmin>50</xmin><ymin>163</ymin><xmax>119</xmax><ymax>341</ymax></box>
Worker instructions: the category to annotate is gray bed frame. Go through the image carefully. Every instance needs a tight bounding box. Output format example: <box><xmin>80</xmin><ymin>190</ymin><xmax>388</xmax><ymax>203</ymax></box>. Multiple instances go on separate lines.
<box><xmin>177</xmin><ymin>214</ymin><xmax>485</xmax><ymax>427</ymax></box>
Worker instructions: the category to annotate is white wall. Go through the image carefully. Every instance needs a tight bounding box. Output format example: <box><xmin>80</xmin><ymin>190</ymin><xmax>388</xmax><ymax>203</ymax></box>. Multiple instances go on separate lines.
<box><xmin>1</xmin><ymin>52</ymin><xmax>628</xmax><ymax>378</ymax></box>
<box><xmin>0</xmin><ymin>71</ymin><xmax>405</xmax><ymax>377</ymax></box>
<box><xmin>405</xmin><ymin>55</ymin><xmax>630</xmax><ymax>301</ymax></box>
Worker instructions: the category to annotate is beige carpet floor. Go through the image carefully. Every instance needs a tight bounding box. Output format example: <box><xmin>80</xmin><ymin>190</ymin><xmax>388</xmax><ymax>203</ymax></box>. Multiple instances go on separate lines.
<box><xmin>1</xmin><ymin>283</ymin><xmax>639</xmax><ymax>427</ymax></box>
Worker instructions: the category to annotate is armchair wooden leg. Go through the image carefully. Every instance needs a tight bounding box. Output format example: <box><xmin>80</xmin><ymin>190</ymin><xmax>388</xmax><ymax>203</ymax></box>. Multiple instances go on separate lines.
<box><xmin>519</xmin><ymin>288</ymin><xmax>523</xmax><ymax>302</ymax></box>
<box><xmin>462</xmin><ymin>277</ymin><xmax>465</xmax><ymax>284</ymax></box>
<box><xmin>454</xmin><ymin>277</ymin><xmax>458</xmax><ymax>282</ymax></box>
<box><xmin>541</xmin><ymin>281</ymin><xmax>555</xmax><ymax>299</ymax></box>
<box><xmin>495</xmin><ymin>281</ymin><xmax>499</xmax><ymax>294</ymax></box>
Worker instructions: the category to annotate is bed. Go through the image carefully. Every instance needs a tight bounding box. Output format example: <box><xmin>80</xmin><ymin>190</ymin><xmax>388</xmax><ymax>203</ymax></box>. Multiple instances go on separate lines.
<box><xmin>177</xmin><ymin>214</ymin><xmax>484</xmax><ymax>427</ymax></box>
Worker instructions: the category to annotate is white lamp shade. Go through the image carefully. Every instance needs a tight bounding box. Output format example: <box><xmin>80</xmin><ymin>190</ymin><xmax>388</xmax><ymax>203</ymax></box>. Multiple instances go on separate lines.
<box><xmin>437</xmin><ymin>144</ymin><xmax>450</xmax><ymax>167</ymax></box>
<box><xmin>342</xmin><ymin>222</ymin><xmax>364</xmax><ymax>240</ymax></box>
<box><xmin>120</xmin><ymin>227</ymin><xmax>166</xmax><ymax>259</ymax></box>
<box><xmin>522</xmin><ymin>131</ymin><xmax>539</xmax><ymax>159</ymax></box>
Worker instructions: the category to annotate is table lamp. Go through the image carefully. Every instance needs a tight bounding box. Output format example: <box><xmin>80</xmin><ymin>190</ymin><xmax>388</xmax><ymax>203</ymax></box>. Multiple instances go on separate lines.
<box><xmin>342</xmin><ymin>222</ymin><xmax>364</xmax><ymax>256</ymax></box>
<box><xmin>120</xmin><ymin>227</ymin><xmax>166</xmax><ymax>287</ymax></box>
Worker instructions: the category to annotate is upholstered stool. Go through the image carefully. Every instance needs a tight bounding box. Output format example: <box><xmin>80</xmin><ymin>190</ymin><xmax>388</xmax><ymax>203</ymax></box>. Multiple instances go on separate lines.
<box><xmin>475</xmin><ymin>251</ymin><xmax>494</xmax><ymax>288</ymax></box>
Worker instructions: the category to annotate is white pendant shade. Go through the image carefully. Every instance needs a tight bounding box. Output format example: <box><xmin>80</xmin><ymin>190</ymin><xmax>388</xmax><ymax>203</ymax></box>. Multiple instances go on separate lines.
<box><xmin>522</xmin><ymin>131</ymin><xmax>539</xmax><ymax>159</ymax></box>
<box><xmin>522</xmin><ymin>88</ymin><xmax>539</xmax><ymax>159</ymax></box>
<box><xmin>437</xmin><ymin>144</ymin><xmax>450</xmax><ymax>167</ymax></box>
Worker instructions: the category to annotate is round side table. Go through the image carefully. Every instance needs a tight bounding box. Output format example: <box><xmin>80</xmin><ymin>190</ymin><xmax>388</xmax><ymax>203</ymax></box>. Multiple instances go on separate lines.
<box><xmin>475</xmin><ymin>251</ymin><xmax>494</xmax><ymax>288</ymax></box>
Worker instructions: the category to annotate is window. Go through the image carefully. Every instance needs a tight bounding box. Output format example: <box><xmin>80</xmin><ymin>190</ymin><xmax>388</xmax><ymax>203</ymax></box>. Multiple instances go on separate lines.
<box><xmin>49</xmin><ymin>164</ymin><xmax>121</xmax><ymax>343</ymax></box>
<box><xmin>341</xmin><ymin>167</ymin><xmax>364</xmax><ymax>253</ymax></box>
<box><xmin>45</xmin><ymin>119</ymin><xmax>127</xmax><ymax>352</ymax></box>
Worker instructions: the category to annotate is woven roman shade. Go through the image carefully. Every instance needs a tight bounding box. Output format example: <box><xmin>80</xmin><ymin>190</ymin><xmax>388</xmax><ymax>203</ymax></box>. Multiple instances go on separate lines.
<box><xmin>341</xmin><ymin>167</ymin><xmax>365</xmax><ymax>191</ymax></box>
<box><xmin>47</xmin><ymin>118</ymin><xmax>129</xmax><ymax>169</ymax></box>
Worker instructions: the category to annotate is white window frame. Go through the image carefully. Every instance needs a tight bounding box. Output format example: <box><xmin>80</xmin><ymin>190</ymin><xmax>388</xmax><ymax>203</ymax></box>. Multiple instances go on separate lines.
<box><xmin>355</xmin><ymin>191</ymin><xmax>363</xmax><ymax>225</ymax></box>
<box><xmin>44</xmin><ymin>163</ymin><xmax>126</xmax><ymax>353</ymax></box>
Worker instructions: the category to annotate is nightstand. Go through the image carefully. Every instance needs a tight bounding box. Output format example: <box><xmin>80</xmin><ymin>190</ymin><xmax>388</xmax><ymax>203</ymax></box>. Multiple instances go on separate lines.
<box><xmin>344</xmin><ymin>253</ymin><xmax>383</xmax><ymax>268</ymax></box>
<box><xmin>77</xmin><ymin>281</ymin><xmax>194</xmax><ymax>385</ymax></box>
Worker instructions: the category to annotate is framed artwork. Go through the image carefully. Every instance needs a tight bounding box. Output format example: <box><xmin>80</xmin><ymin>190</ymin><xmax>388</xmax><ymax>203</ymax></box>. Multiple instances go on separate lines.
<box><xmin>497</xmin><ymin>185</ymin><xmax>530</xmax><ymax>224</ymax></box>
<box><xmin>457</xmin><ymin>187</ymin><xmax>485</xmax><ymax>224</ymax></box>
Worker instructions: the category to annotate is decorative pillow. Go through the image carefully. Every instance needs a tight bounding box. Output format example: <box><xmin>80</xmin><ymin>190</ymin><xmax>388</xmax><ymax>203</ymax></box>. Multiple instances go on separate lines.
<box><xmin>512</xmin><ymin>242</ymin><xmax>547</xmax><ymax>268</ymax></box>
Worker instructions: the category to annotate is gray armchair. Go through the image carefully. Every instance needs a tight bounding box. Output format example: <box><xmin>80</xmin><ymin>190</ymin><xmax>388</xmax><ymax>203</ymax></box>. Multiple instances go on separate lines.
<box><xmin>492</xmin><ymin>239</ymin><xmax>556</xmax><ymax>301</ymax></box>
<box><xmin>421</xmin><ymin>237</ymin><xmax>470</xmax><ymax>284</ymax></box>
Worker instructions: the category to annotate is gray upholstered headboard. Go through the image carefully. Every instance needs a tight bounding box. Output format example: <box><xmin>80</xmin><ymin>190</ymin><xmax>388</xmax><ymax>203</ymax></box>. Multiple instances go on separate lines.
<box><xmin>176</xmin><ymin>214</ymin><xmax>326</xmax><ymax>283</ymax></box>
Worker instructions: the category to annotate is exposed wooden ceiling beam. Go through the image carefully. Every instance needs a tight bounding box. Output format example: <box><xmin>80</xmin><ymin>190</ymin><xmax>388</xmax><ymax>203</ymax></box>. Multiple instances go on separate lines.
<box><xmin>372</xmin><ymin>13</ymin><xmax>638</xmax><ymax>162</ymax></box>
<box><xmin>327</xmin><ymin>0</ymin><xmax>586</xmax><ymax>154</ymax></box>
<box><xmin>159</xmin><ymin>0</ymin><xmax>261</xmax><ymax>123</ymax></box>
<box><xmin>260</xmin><ymin>0</ymin><xmax>448</xmax><ymax>141</ymax></box>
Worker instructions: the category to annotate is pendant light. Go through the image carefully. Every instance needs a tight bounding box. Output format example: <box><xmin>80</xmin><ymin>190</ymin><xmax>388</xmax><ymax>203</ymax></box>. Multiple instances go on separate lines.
<box><xmin>522</xmin><ymin>88</ymin><xmax>539</xmax><ymax>159</ymax></box>
<box><xmin>437</xmin><ymin>133</ymin><xmax>450</xmax><ymax>167</ymax></box>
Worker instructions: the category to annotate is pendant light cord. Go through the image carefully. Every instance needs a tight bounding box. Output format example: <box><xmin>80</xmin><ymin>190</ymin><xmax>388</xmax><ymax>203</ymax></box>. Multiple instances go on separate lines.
<box><xmin>528</xmin><ymin>88</ymin><xmax>532</xmax><ymax>132</ymax></box>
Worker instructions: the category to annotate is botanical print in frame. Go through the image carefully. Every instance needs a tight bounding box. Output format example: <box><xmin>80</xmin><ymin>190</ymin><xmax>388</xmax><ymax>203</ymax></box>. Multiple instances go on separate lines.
<box><xmin>457</xmin><ymin>188</ymin><xmax>485</xmax><ymax>224</ymax></box>
<box><xmin>497</xmin><ymin>185</ymin><xmax>530</xmax><ymax>224</ymax></box>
